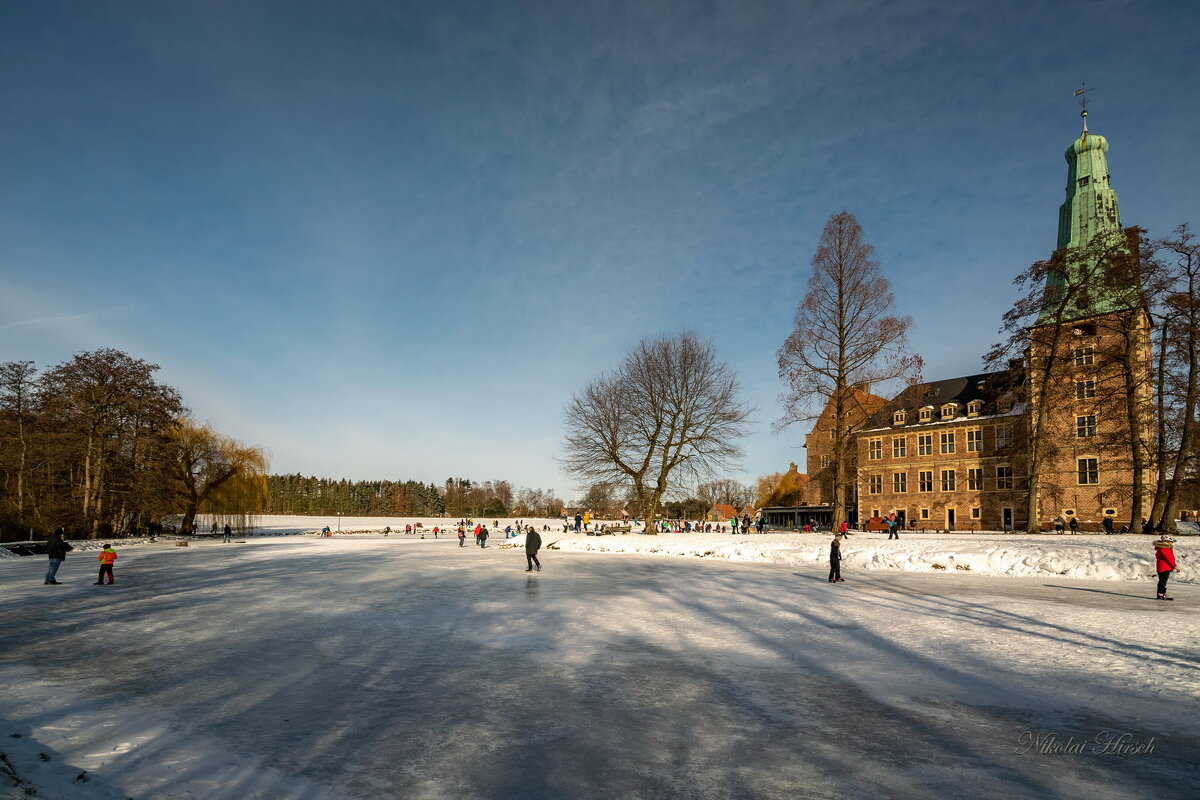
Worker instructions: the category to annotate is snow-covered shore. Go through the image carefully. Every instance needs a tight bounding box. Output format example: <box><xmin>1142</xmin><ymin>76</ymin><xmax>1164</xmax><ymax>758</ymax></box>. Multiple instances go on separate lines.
<box><xmin>250</xmin><ymin>516</ymin><xmax>1192</xmax><ymax>585</ymax></box>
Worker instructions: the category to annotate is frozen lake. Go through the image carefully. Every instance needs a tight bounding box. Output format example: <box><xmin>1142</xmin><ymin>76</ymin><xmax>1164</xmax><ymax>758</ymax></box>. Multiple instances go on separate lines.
<box><xmin>1</xmin><ymin>536</ymin><xmax>1197</xmax><ymax>799</ymax></box>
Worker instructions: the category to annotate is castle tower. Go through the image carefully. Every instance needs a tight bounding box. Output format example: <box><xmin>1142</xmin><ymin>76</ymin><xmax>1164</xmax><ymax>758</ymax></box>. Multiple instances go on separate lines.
<box><xmin>1027</xmin><ymin>109</ymin><xmax>1153</xmax><ymax>530</ymax></box>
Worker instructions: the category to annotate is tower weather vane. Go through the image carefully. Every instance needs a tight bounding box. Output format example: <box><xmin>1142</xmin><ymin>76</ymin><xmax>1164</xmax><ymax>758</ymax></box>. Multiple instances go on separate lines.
<box><xmin>1074</xmin><ymin>83</ymin><xmax>1094</xmax><ymax>132</ymax></box>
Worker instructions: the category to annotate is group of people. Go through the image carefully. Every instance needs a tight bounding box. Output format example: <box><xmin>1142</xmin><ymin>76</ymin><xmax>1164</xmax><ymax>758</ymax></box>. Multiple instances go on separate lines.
<box><xmin>42</xmin><ymin>528</ymin><xmax>118</xmax><ymax>586</ymax></box>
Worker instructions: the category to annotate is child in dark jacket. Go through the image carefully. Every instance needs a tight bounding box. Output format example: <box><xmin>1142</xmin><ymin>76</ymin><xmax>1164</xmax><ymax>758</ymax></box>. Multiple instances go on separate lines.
<box><xmin>95</xmin><ymin>544</ymin><xmax>117</xmax><ymax>585</ymax></box>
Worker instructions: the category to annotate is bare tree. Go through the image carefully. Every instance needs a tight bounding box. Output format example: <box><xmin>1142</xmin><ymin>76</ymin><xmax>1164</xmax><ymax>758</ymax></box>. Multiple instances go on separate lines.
<box><xmin>696</xmin><ymin>479</ymin><xmax>754</xmax><ymax>509</ymax></box>
<box><xmin>0</xmin><ymin>361</ymin><xmax>39</xmax><ymax>525</ymax></box>
<box><xmin>987</xmin><ymin>228</ymin><xmax>1151</xmax><ymax>533</ymax></box>
<box><xmin>561</xmin><ymin>332</ymin><xmax>752</xmax><ymax>523</ymax></box>
<box><xmin>777</xmin><ymin>211</ymin><xmax>922</xmax><ymax>525</ymax></box>
<box><xmin>1147</xmin><ymin>224</ymin><xmax>1200</xmax><ymax>530</ymax></box>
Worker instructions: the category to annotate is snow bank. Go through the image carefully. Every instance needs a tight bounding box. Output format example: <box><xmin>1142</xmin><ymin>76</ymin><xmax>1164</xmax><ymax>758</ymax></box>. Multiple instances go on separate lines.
<box><xmin>543</xmin><ymin>530</ymin><xmax>1194</xmax><ymax>584</ymax></box>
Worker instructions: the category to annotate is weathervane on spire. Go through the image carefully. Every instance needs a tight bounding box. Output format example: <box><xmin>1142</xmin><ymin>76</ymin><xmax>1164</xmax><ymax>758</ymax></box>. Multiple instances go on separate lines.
<box><xmin>1073</xmin><ymin>83</ymin><xmax>1094</xmax><ymax>133</ymax></box>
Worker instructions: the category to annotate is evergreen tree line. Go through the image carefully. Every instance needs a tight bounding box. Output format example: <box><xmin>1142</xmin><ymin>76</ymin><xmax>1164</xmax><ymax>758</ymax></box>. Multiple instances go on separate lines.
<box><xmin>264</xmin><ymin>475</ymin><xmax>565</xmax><ymax>519</ymax></box>
<box><xmin>0</xmin><ymin>349</ymin><xmax>268</xmax><ymax>542</ymax></box>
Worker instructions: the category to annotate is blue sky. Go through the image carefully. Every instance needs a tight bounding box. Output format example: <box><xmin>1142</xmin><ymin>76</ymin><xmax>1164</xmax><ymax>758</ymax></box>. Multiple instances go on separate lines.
<box><xmin>2</xmin><ymin>0</ymin><xmax>1198</xmax><ymax>501</ymax></box>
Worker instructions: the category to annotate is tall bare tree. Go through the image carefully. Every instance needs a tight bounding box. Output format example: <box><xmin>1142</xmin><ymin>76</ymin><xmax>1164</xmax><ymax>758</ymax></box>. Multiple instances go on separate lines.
<box><xmin>696</xmin><ymin>479</ymin><xmax>754</xmax><ymax>509</ymax></box>
<box><xmin>1147</xmin><ymin>224</ymin><xmax>1200</xmax><ymax>530</ymax></box>
<box><xmin>777</xmin><ymin>211</ymin><xmax>921</xmax><ymax>525</ymax></box>
<box><xmin>561</xmin><ymin>332</ymin><xmax>752</xmax><ymax>523</ymax></box>
<box><xmin>0</xmin><ymin>361</ymin><xmax>39</xmax><ymax>525</ymax></box>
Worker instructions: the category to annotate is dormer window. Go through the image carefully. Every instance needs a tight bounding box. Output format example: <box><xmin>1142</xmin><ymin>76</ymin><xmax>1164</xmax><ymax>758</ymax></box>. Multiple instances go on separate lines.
<box><xmin>919</xmin><ymin>407</ymin><xmax>933</xmax><ymax>423</ymax></box>
<box><xmin>893</xmin><ymin>410</ymin><xmax>906</xmax><ymax>425</ymax></box>
<box><xmin>967</xmin><ymin>400</ymin><xmax>982</xmax><ymax>417</ymax></box>
<box><xmin>940</xmin><ymin>403</ymin><xmax>958</xmax><ymax>420</ymax></box>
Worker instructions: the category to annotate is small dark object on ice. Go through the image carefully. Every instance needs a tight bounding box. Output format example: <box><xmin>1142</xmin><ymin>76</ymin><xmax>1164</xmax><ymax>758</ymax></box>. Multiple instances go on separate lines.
<box><xmin>1156</xmin><ymin>594</ymin><xmax>1174</xmax><ymax>601</ymax></box>
<box><xmin>9</xmin><ymin>733</ymin><xmax>21</xmax><ymax>738</ymax></box>
<box><xmin>74</xmin><ymin>771</ymin><xmax>89</xmax><ymax>783</ymax></box>
<box><xmin>38</xmin><ymin>753</ymin><xmax>50</xmax><ymax>762</ymax></box>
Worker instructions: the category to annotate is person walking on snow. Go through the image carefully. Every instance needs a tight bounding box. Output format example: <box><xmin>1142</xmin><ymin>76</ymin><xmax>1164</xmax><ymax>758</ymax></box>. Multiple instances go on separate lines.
<box><xmin>525</xmin><ymin>528</ymin><xmax>542</xmax><ymax>572</ymax></box>
<box><xmin>828</xmin><ymin>535</ymin><xmax>844</xmax><ymax>583</ymax></box>
<box><xmin>94</xmin><ymin>544</ymin><xmax>117</xmax><ymax>585</ymax></box>
<box><xmin>730</xmin><ymin>516</ymin><xmax>739</xmax><ymax>534</ymax></box>
<box><xmin>839</xmin><ymin>520</ymin><xmax>850</xmax><ymax>537</ymax></box>
<box><xmin>888</xmin><ymin>514</ymin><xmax>900</xmax><ymax>540</ymax></box>
<box><xmin>478</xmin><ymin>526</ymin><xmax>489</xmax><ymax>548</ymax></box>
<box><xmin>44</xmin><ymin>528</ymin><xmax>73</xmax><ymax>585</ymax></box>
<box><xmin>1154</xmin><ymin>536</ymin><xmax>1177</xmax><ymax>600</ymax></box>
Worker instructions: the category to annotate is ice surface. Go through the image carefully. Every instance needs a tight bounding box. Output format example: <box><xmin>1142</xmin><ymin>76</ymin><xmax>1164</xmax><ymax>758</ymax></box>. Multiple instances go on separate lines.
<box><xmin>2</xmin><ymin>532</ymin><xmax>1196</xmax><ymax>799</ymax></box>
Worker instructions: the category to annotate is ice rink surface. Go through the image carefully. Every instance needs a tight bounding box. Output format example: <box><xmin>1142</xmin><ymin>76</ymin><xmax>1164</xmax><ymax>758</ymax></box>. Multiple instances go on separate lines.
<box><xmin>2</xmin><ymin>536</ymin><xmax>1197</xmax><ymax>800</ymax></box>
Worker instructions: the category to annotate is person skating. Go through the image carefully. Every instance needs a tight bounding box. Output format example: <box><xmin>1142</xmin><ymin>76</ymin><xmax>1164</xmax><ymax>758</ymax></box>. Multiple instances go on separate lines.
<box><xmin>525</xmin><ymin>528</ymin><xmax>542</xmax><ymax>572</ymax></box>
<box><xmin>44</xmin><ymin>528</ymin><xmax>73</xmax><ymax>585</ymax></box>
<box><xmin>478</xmin><ymin>526</ymin><xmax>489</xmax><ymax>548</ymax></box>
<box><xmin>1154</xmin><ymin>536</ymin><xmax>1177</xmax><ymax>600</ymax></box>
<box><xmin>458</xmin><ymin>527</ymin><xmax>466</xmax><ymax>547</ymax></box>
<box><xmin>94</xmin><ymin>544</ymin><xmax>117</xmax><ymax>585</ymax></box>
<box><xmin>828</xmin><ymin>535</ymin><xmax>844</xmax><ymax>582</ymax></box>
<box><xmin>223</xmin><ymin>523</ymin><xmax>232</xmax><ymax>543</ymax></box>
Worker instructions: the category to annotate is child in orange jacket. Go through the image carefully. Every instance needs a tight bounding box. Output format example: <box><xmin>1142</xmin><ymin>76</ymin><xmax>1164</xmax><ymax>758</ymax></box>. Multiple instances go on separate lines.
<box><xmin>95</xmin><ymin>544</ymin><xmax>117</xmax><ymax>585</ymax></box>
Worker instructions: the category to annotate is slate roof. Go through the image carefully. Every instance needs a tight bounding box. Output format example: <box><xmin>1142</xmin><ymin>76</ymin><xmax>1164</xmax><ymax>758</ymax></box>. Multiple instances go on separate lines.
<box><xmin>861</xmin><ymin>370</ymin><xmax>1024</xmax><ymax>431</ymax></box>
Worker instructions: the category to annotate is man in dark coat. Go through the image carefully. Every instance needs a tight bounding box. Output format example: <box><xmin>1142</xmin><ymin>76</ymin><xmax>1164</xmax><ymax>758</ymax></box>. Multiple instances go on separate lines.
<box><xmin>525</xmin><ymin>528</ymin><xmax>542</xmax><ymax>572</ymax></box>
<box><xmin>45</xmin><ymin>528</ymin><xmax>73</xmax><ymax>585</ymax></box>
<box><xmin>478</xmin><ymin>526</ymin><xmax>489</xmax><ymax>548</ymax></box>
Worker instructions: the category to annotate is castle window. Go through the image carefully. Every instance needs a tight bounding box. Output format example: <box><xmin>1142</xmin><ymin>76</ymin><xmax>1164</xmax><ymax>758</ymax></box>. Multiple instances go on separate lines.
<box><xmin>966</xmin><ymin>400</ymin><xmax>982</xmax><ymax>417</ymax></box>
<box><xmin>920</xmin><ymin>508</ymin><xmax>930</xmax><ymax>520</ymax></box>
<box><xmin>893</xmin><ymin>410</ymin><xmax>906</xmax><ymax>425</ymax></box>
<box><xmin>868</xmin><ymin>439</ymin><xmax>883</xmax><ymax>460</ymax></box>
<box><xmin>820</xmin><ymin>455</ymin><xmax>830</xmax><ymax>469</ymax></box>
<box><xmin>941</xmin><ymin>469</ymin><xmax>956</xmax><ymax>492</ymax></box>
<box><xmin>967</xmin><ymin>428</ymin><xmax>982</xmax><ymax>452</ymax></box>
<box><xmin>918</xmin><ymin>471</ymin><xmax>934</xmax><ymax>492</ymax></box>
<box><xmin>868</xmin><ymin>475</ymin><xmax>882</xmax><ymax>494</ymax></box>
<box><xmin>919</xmin><ymin>407</ymin><xmax>933</xmax><ymax>422</ymax></box>
<box><xmin>967</xmin><ymin>468</ymin><xmax>983</xmax><ymax>491</ymax></box>
<box><xmin>1076</xmin><ymin>415</ymin><xmax>1097</xmax><ymax>438</ymax></box>
<box><xmin>918</xmin><ymin>434</ymin><xmax>933</xmax><ymax>455</ymax></box>
<box><xmin>893</xmin><ymin>437</ymin><xmax>907</xmax><ymax>458</ymax></box>
<box><xmin>940</xmin><ymin>432</ymin><xmax>956</xmax><ymax>454</ymax></box>
<box><xmin>996</xmin><ymin>465</ymin><xmax>1014</xmax><ymax>490</ymax></box>
<box><xmin>940</xmin><ymin>403</ymin><xmax>958</xmax><ymax>420</ymax></box>
<box><xmin>1073</xmin><ymin>323</ymin><xmax>1096</xmax><ymax>337</ymax></box>
<box><xmin>893</xmin><ymin>473</ymin><xmax>907</xmax><ymax>493</ymax></box>
<box><xmin>996</xmin><ymin>426</ymin><xmax>1013</xmax><ymax>450</ymax></box>
<box><xmin>1077</xmin><ymin>457</ymin><xmax>1099</xmax><ymax>485</ymax></box>
<box><xmin>1074</xmin><ymin>346</ymin><xmax>1095</xmax><ymax>366</ymax></box>
<box><xmin>1078</xmin><ymin>176</ymin><xmax>1090</xmax><ymax>187</ymax></box>
<box><xmin>1075</xmin><ymin>379</ymin><xmax>1096</xmax><ymax>399</ymax></box>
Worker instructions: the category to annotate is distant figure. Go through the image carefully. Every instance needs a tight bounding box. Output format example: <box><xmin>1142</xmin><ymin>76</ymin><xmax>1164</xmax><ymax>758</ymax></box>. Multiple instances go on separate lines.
<box><xmin>1102</xmin><ymin>516</ymin><xmax>1114</xmax><ymax>535</ymax></box>
<box><xmin>223</xmin><ymin>524</ymin><xmax>232</xmax><ymax>543</ymax></box>
<box><xmin>839</xmin><ymin>521</ymin><xmax>850</xmax><ymax>537</ymax></box>
<box><xmin>458</xmin><ymin>527</ymin><xmax>466</xmax><ymax>547</ymax></box>
<box><xmin>525</xmin><ymin>528</ymin><xmax>542</xmax><ymax>572</ymax></box>
<box><xmin>1053</xmin><ymin>516</ymin><xmax>1065</xmax><ymax>534</ymax></box>
<box><xmin>888</xmin><ymin>514</ymin><xmax>899</xmax><ymax>540</ymax></box>
<box><xmin>574</xmin><ymin>514</ymin><xmax>583</xmax><ymax>532</ymax></box>
<box><xmin>321</xmin><ymin>526</ymin><xmax>331</xmax><ymax>537</ymax></box>
<box><xmin>731</xmin><ymin>516</ymin><xmax>738</xmax><ymax>534</ymax></box>
<box><xmin>433</xmin><ymin>526</ymin><xmax>439</xmax><ymax>539</ymax></box>
<box><xmin>828</xmin><ymin>535</ymin><xmax>844</xmax><ymax>583</ymax></box>
<box><xmin>384</xmin><ymin>526</ymin><xmax>391</xmax><ymax>536</ymax></box>
<box><xmin>1154</xmin><ymin>536</ymin><xmax>1176</xmax><ymax>601</ymax></box>
<box><xmin>94</xmin><ymin>544</ymin><xmax>117</xmax><ymax>585</ymax></box>
<box><xmin>1068</xmin><ymin>517</ymin><xmax>1079</xmax><ymax>534</ymax></box>
<box><xmin>44</xmin><ymin>528</ymin><xmax>73</xmax><ymax>585</ymax></box>
<box><xmin>478</xmin><ymin>527</ymin><xmax>489</xmax><ymax>548</ymax></box>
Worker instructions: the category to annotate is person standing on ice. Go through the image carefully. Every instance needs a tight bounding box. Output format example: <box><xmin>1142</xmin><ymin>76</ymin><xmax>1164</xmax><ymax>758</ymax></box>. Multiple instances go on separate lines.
<box><xmin>828</xmin><ymin>535</ymin><xmax>844</xmax><ymax>583</ymax></box>
<box><xmin>525</xmin><ymin>527</ymin><xmax>542</xmax><ymax>572</ymax></box>
<box><xmin>478</xmin><ymin>526</ymin><xmax>489</xmax><ymax>548</ymax></box>
<box><xmin>223</xmin><ymin>523</ymin><xmax>232</xmax><ymax>543</ymax></box>
<box><xmin>94</xmin><ymin>544</ymin><xmax>117</xmax><ymax>585</ymax></box>
<box><xmin>458</xmin><ymin>527</ymin><xmax>466</xmax><ymax>547</ymax></box>
<box><xmin>44</xmin><ymin>528</ymin><xmax>73</xmax><ymax>585</ymax></box>
<box><xmin>1154</xmin><ymin>536</ymin><xmax>1177</xmax><ymax>600</ymax></box>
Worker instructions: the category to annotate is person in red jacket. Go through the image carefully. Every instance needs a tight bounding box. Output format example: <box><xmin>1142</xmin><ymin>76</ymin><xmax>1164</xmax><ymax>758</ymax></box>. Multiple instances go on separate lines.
<box><xmin>95</xmin><ymin>544</ymin><xmax>117</xmax><ymax>585</ymax></box>
<box><xmin>1154</xmin><ymin>537</ymin><xmax>1177</xmax><ymax>601</ymax></box>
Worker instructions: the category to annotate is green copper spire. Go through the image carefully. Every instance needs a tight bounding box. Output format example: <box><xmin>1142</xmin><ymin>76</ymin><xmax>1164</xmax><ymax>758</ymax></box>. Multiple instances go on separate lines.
<box><xmin>1056</xmin><ymin>113</ymin><xmax>1122</xmax><ymax>250</ymax></box>
<box><xmin>1038</xmin><ymin>109</ymin><xmax>1136</xmax><ymax>324</ymax></box>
